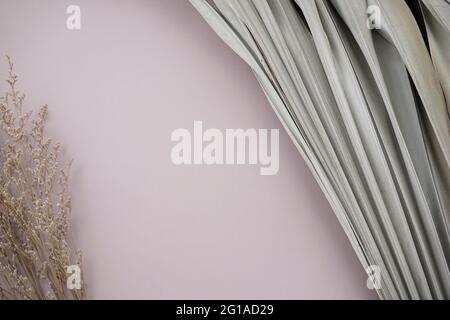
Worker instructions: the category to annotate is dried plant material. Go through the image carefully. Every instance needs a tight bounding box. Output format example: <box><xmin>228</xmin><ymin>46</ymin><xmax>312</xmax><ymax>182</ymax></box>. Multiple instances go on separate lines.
<box><xmin>0</xmin><ymin>56</ymin><xmax>85</xmax><ymax>300</ymax></box>
<box><xmin>192</xmin><ymin>0</ymin><xmax>450</xmax><ymax>299</ymax></box>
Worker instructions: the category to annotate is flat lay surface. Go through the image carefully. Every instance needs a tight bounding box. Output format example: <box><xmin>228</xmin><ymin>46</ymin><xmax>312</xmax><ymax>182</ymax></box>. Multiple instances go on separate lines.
<box><xmin>0</xmin><ymin>0</ymin><xmax>376</xmax><ymax>299</ymax></box>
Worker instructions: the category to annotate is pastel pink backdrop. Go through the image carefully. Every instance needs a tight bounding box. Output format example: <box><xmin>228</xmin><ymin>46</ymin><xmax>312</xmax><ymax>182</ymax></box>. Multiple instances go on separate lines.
<box><xmin>0</xmin><ymin>0</ymin><xmax>376</xmax><ymax>299</ymax></box>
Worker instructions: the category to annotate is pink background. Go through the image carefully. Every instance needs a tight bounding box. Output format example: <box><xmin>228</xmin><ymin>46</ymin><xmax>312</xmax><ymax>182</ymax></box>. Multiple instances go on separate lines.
<box><xmin>0</xmin><ymin>0</ymin><xmax>375</xmax><ymax>299</ymax></box>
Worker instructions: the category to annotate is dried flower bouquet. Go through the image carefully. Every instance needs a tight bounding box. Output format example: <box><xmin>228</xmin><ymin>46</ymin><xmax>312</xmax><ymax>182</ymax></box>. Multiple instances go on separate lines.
<box><xmin>0</xmin><ymin>57</ymin><xmax>85</xmax><ymax>299</ymax></box>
